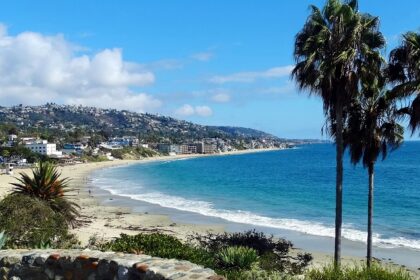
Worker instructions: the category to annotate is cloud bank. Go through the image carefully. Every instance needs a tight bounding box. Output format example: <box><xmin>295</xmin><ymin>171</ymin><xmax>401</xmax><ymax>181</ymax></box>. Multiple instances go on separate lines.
<box><xmin>0</xmin><ymin>24</ymin><xmax>160</xmax><ymax>112</ymax></box>
<box><xmin>175</xmin><ymin>104</ymin><xmax>213</xmax><ymax>117</ymax></box>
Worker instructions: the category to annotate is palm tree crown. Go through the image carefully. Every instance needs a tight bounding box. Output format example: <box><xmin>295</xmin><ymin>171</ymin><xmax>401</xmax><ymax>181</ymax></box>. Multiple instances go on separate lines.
<box><xmin>293</xmin><ymin>0</ymin><xmax>384</xmax><ymax>116</ymax></box>
<box><xmin>388</xmin><ymin>31</ymin><xmax>420</xmax><ymax>133</ymax></box>
<box><xmin>346</xmin><ymin>88</ymin><xmax>404</xmax><ymax>167</ymax></box>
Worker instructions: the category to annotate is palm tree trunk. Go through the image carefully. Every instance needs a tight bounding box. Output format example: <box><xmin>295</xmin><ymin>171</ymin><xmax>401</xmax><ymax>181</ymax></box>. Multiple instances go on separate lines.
<box><xmin>334</xmin><ymin>100</ymin><xmax>344</xmax><ymax>267</ymax></box>
<box><xmin>367</xmin><ymin>162</ymin><xmax>374</xmax><ymax>267</ymax></box>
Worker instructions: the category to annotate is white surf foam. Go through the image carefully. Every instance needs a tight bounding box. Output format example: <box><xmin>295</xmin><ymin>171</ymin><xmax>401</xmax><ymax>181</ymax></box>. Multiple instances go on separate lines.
<box><xmin>95</xmin><ymin>183</ymin><xmax>420</xmax><ymax>251</ymax></box>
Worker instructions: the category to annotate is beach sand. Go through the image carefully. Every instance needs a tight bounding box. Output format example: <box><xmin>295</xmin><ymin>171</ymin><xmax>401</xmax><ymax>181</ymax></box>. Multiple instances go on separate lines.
<box><xmin>0</xmin><ymin>151</ymin><xmax>418</xmax><ymax>278</ymax></box>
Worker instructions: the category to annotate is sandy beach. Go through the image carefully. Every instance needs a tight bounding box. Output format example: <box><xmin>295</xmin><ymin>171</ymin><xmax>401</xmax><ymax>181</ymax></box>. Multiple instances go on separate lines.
<box><xmin>0</xmin><ymin>150</ymin><xmax>418</xmax><ymax>278</ymax></box>
<box><xmin>0</xmin><ymin>149</ymin><xmax>280</xmax><ymax>245</ymax></box>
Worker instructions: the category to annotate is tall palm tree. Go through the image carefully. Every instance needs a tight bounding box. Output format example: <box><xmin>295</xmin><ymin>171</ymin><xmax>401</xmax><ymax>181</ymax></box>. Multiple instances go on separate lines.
<box><xmin>292</xmin><ymin>0</ymin><xmax>385</xmax><ymax>265</ymax></box>
<box><xmin>388</xmin><ymin>31</ymin><xmax>420</xmax><ymax>134</ymax></box>
<box><xmin>11</xmin><ymin>161</ymin><xmax>80</xmax><ymax>226</ymax></box>
<box><xmin>345</xmin><ymin>70</ymin><xmax>404</xmax><ymax>267</ymax></box>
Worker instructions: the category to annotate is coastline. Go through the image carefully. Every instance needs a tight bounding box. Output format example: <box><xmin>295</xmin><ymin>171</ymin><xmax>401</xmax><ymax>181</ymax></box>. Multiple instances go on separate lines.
<box><xmin>0</xmin><ymin>148</ymin><xmax>283</xmax><ymax>243</ymax></box>
<box><xmin>0</xmin><ymin>148</ymin><xmax>419</xmax><ymax>278</ymax></box>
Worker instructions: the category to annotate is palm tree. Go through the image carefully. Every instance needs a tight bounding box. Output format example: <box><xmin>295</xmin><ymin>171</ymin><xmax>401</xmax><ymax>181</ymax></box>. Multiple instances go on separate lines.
<box><xmin>11</xmin><ymin>161</ymin><xmax>80</xmax><ymax>226</ymax></box>
<box><xmin>388</xmin><ymin>31</ymin><xmax>420</xmax><ymax>133</ymax></box>
<box><xmin>345</xmin><ymin>71</ymin><xmax>404</xmax><ymax>266</ymax></box>
<box><xmin>292</xmin><ymin>0</ymin><xmax>385</xmax><ymax>265</ymax></box>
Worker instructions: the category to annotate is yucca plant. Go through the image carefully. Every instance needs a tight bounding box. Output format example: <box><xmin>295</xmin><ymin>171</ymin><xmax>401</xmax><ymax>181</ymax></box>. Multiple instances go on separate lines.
<box><xmin>0</xmin><ymin>230</ymin><xmax>7</xmax><ymax>249</ymax></box>
<box><xmin>11</xmin><ymin>161</ymin><xmax>80</xmax><ymax>226</ymax></box>
<box><xmin>217</xmin><ymin>246</ymin><xmax>259</xmax><ymax>270</ymax></box>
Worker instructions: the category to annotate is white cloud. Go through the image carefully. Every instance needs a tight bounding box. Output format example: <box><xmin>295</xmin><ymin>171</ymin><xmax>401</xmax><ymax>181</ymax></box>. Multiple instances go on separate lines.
<box><xmin>175</xmin><ymin>104</ymin><xmax>195</xmax><ymax>116</ymax></box>
<box><xmin>209</xmin><ymin>65</ymin><xmax>294</xmax><ymax>84</ymax></box>
<box><xmin>0</xmin><ymin>25</ymin><xmax>159</xmax><ymax>112</ymax></box>
<box><xmin>211</xmin><ymin>93</ymin><xmax>231</xmax><ymax>103</ymax></box>
<box><xmin>191</xmin><ymin>52</ymin><xmax>213</xmax><ymax>62</ymax></box>
<box><xmin>175</xmin><ymin>104</ymin><xmax>213</xmax><ymax>117</ymax></box>
<box><xmin>195</xmin><ymin>105</ymin><xmax>213</xmax><ymax>117</ymax></box>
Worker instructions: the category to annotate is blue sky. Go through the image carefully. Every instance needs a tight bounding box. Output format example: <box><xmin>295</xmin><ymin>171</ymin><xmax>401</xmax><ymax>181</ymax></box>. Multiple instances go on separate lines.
<box><xmin>0</xmin><ymin>1</ymin><xmax>419</xmax><ymax>139</ymax></box>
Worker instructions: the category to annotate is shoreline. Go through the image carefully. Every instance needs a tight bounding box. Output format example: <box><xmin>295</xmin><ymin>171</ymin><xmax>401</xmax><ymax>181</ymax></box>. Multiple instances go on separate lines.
<box><xmin>0</xmin><ymin>148</ymin><xmax>419</xmax><ymax>277</ymax></box>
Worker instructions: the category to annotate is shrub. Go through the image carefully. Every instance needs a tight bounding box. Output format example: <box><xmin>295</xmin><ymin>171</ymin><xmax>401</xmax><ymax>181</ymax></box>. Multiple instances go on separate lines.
<box><xmin>224</xmin><ymin>269</ymin><xmax>299</xmax><ymax>280</ymax></box>
<box><xmin>217</xmin><ymin>246</ymin><xmax>259</xmax><ymax>270</ymax></box>
<box><xmin>0</xmin><ymin>194</ymin><xmax>78</xmax><ymax>248</ymax></box>
<box><xmin>11</xmin><ymin>161</ymin><xmax>80</xmax><ymax>226</ymax></box>
<box><xmin>305</xmin><ymin>263</ymin><xmax>413</xmax><ymax>280</ymax></box>
<box><xmin>101</xmin><ymin>233</ymin><xmax>214</xmax><ymax>268</ymax></box>
<box><xmin>190</xmin><ymin>230</ymin><xmax>312</xmax><ymax>274</ymax></box>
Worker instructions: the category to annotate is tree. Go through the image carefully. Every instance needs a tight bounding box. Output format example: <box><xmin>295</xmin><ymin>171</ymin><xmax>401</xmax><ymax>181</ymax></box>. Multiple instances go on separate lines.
<box><xmin>292</xmin><ymin>0</ymin><xmax>385</xmax><ymax>265</ymax></box>
<box><xmin>388</xmin><ymin>31</ymin><xmax>420</xmax><ymax>134</ymax></box>
<box><xmin>10</xmin><ymin>161</ymin><xmax>80</xmax><ymax>226</ymax></box>
<box><xmin>345</xmin><ymin>71</ymin><xmax>404</xmax><ymax>266</ymax></box>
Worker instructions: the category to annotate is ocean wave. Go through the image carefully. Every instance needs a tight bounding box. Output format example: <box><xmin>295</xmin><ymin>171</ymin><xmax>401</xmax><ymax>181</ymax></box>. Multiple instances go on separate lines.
<box><xmin>95</xmin><ymin>184</ymin><xmax>420</xmax><ymax>251</ymax></box>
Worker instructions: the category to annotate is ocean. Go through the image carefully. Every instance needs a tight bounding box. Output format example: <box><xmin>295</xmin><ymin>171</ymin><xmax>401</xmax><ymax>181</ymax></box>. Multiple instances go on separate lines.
<box><xmin>90</xmin><ymin>142</ymin><xmax>420</xmax><ymax>260</ymax></box>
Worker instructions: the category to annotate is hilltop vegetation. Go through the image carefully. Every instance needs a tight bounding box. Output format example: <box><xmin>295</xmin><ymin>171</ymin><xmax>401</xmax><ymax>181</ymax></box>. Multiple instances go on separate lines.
<box><xmin>0</xmin><ymin>104</ymin><xmax>282</xmax><ymax>144</ymax></box>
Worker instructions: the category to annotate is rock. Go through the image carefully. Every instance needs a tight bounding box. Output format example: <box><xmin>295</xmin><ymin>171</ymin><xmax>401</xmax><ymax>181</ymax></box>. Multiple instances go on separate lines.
<box><xmin>22</xmin><ymin>254</ymin><xmax>38</xmax><ymax>265</ymax></box>
<box><xmin>35</xmin><ymin>256</ymin><xmax>46</xmax><ymax>266</ymax></box>
<box><xmin>174</xmin><ymin>264</ymin><xmax>192</xmax><ymax>272</ymax></box>
<box><xmin>0</xmin><ymin>249</ymin><xmax>219</xmax><ymax>280</ymax></box>
<box><xmin>0</xmin><ymin>267</ymin><xmax>9</xmax><ymax>280</ymax></box>
<box><xmin>117</xmin><ymin>266</ymin><xmax>129</xmax><ymax>280</ymax></box>
<box><xmin>49</xmin><ymin>254</ymin><xmax>60</xmax><ymax>261</ymax></box>
<box><xmin>97</xmin><ymin>260</ymin><xmax>110</xmax><ymax>276</ymax></box>
<box><xmin>134</xmin><ymin>263</ymin><xmax>148</xmax><ymax>273</ymax></box>
<box><xmin>44</xmin><ymin>267</ymin><xmax>55</xmax><ymax>279</ymax></box>
<box><xmin>0</xmin><ymin>256</ymin><xmax>20</xmax><ymax>267</ymax></box>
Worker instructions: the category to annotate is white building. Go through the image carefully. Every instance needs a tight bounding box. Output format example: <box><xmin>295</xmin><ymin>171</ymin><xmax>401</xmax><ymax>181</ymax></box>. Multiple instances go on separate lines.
<box><xmin>25</xmin><ymin>140</ymin><xmax>63</xmax><ymax>157</ymax></box>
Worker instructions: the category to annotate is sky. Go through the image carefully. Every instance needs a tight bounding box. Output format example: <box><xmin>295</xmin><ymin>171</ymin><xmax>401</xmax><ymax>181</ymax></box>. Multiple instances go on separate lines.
<box><xmin>0</xmin><ymin>1</ymin><xmax>419</xmax><ymax>139</ymax></box>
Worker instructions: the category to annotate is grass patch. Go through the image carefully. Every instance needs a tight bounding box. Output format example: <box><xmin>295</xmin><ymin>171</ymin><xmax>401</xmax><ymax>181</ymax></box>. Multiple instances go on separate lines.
<box><xmin>305</xmin><ymin>263</ymin><xmax>413</xmax><ymax>280</ymax></box>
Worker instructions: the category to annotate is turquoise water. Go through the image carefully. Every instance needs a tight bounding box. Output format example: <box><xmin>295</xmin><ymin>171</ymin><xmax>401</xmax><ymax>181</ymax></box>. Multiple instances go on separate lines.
<box><xmin>92</xmin><ymin>142</ymin><xmax>420</xmax><ymax>251</ymax></box>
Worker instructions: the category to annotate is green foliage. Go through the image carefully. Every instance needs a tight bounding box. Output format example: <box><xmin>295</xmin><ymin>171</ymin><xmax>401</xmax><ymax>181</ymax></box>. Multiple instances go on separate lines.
<box><xmin>101</xmin><ymin>233</ymin><xmax>214</xmax><ymax>268</ymax></box>
<box><xmin>81</xmin><ymin>155</ymin><xmax>109</xmax><ymax>162</ymax></box>
<box><xmin>0</xmin><ymin>230</ymin><xmax>7</xmax><ymax>249</ymax></box>
<box><xmin>305</xmin><ymin>264</ymin><xmax>413</xmax><ymax>280</ymax></box>
<box><xmin>217</xmin><ymin>246</ymin><xmax>259</xmax><ymax>270</ymax></box>
<box><xmin>35</xmin><ymin>240</ymin><xmax>52</xmax><ymax>249</ymax></box>
<box><xmin>11</xmin><ymin>161</ymin><xmax>80</xmax><ymax>226</ymax></box>
<box><xmin>0</xmin><ymin>145</ymin><xmax>46</xmax><ymax>163</ymax></box>
<box><xmin>0</xmin><ymin>194</ymin><xmax>78</xmax><ymax>248</ymax></box>
<box><xmin>110</xmin><ymin>146</ymin><xmax>158</xmax><ymax>160</ymax></box>
<box><xmin>190</xmin><ymin>230</ymin><xmax>312</xmax><ymax>274</ymax></box>
<box><xmin>224</xmin><ymin>269</ymin><xmax>298</xmax><ymax>280</ymax></box>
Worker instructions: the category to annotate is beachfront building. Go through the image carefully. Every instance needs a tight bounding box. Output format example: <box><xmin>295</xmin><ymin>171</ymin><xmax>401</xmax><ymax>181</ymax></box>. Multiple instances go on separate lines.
<box><xmin>157</xmin><ymin>143</ymin><xmax>180</xmax><ymax>154</ymax></box>
<box><xmin>195</xmin><ymin>142</ymin><xmax>217</xmax><ymax>154</ymax></box>
<box><xmin>179</xmin><ymin>143</ymin><xmax>200</xmax><ymax>154</ymax></box>
<box><xmin>25</xmin><ymin>140</ymin><xmax>63</xmax><ymax>157</ymax></box>
<box><xmin>62</xmin><ymin>143</ymin><xmax>86</xmax><ymax>155</ymax></box>
<box><xmin>107</xmin><ymin>136</ymin><xmax>139</xmax><ymax>147</ymax></box>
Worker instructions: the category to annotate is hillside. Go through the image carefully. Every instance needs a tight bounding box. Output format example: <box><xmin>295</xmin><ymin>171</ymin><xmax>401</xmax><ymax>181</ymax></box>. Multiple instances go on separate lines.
<box><xmin>0</xmin><ymin>104</ymin><xmax>282</xmax><ymax>143</ymax></box>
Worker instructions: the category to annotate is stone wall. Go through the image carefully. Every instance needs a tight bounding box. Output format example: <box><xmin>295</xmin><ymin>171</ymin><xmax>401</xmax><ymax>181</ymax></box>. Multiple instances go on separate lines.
<box><xmin>0</xmin><ymin>249</ymin><xmax>223</xmax><ymax>280</ymax></box>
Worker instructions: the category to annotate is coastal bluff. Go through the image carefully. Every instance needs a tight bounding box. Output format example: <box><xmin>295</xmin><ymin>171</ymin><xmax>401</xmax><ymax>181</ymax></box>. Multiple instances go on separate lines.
<box><xmin>0</xmin><ymin>249</ymin><xmax>223</xmax><ymax>280</ymax></box>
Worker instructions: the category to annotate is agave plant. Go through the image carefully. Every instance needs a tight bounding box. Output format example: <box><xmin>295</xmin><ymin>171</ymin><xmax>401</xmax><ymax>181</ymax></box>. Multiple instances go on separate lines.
<box><xmin>217</xmin><ymin>246</ymin><xmax>259</xmax><ymax>270</ymax></box>
<box><xmin>11</xmin><ymin>161</ymin><xmax>80</xmax><ymax>227</ymax></box>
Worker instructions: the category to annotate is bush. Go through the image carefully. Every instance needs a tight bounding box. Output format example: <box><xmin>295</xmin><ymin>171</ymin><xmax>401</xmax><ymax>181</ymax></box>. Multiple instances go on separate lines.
<box><xmin>101</xmin><ymin>233</ymin><xmax>214</xmax><ymax>268</ymax></box>
<box><xmin>217</xmin><ymin>246</ymin><xmax>259</xmax><ymax>270</ymax></box>
<box><xmin>224</xmin><ymin>269</ymin><xmax>299</xmax><ymax>280</ymax></box>
<box><xmin>190</xmin><ymin>230</ymin><xmax>312</xmax><ymax>274</ymax></box>
<box><xmin>110</xmin><ymin>147</ymin><xmax>157</xmax><ymax>160</ymax></box>
<box><xmin>305</xmin><ymin>264</ymin><xmax>413</xmax><ymax>280</ymax></box>
<box><xmin>0</xmin><ymin>194</ymin><xmax>78</xmax><ymax>248</ymax></box>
